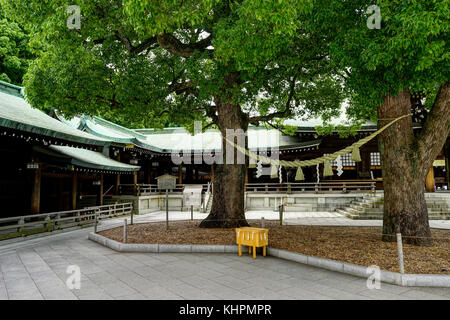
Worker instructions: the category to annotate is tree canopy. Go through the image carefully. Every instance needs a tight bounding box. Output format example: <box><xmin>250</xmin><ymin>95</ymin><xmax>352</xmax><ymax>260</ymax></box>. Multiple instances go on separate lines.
<box><xmin>2</xmin><ymin>0</ymin><xmax>344</xmax><ymax>129</ymax></box>
<box><xmin>311</xmin><ymin>0</ymin><xmax>449</xmax><ymax>121</ymax></box>
<box><xmin>311</xmin><ymin>0</ymin><xmax>449</xmax><ymax>244</ymax></box>
<box><xmin>0</xmin><ymin>5</ymin><xmax>34</xmax><ymax>85</ymax></box>
<box><xmin>3</xmin><ymin>0</ymin><xmax>448</xmax><ymax>234</ymax></box>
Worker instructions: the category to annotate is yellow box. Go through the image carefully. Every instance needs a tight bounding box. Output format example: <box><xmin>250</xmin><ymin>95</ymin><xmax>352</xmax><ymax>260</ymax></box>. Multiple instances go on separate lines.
<box><xmin>235</xmin><ymin>227</ymin><xmax>269</xmax><ymax>259</ymax></box>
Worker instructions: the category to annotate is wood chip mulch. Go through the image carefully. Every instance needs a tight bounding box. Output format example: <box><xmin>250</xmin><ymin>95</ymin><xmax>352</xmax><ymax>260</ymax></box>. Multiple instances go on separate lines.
<box><xmin>99</xmin><ymin>220</ymin><xmax>450</xmax><ymax>274</ymax></box>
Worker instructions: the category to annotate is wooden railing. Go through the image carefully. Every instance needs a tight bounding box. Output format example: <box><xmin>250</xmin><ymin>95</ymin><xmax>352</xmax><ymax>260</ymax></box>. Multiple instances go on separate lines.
<box><xmin>0</xmin><ymin>202</ymin><xmax>133</xmax><ymax>241</ymax></box>
<box><xmin>245</xmin><ymin>181</ymin><xmax>377</xmax><ymax>194</ymax></box>
<box><xmin>119</xmin><ymin>184</ymin><xmax>211</xmax><ymax>196</ymax></box>
<box><xmin>119</xmin><ymin>181</ymin><xmax>376</xmax><ymax>196</ymax></box>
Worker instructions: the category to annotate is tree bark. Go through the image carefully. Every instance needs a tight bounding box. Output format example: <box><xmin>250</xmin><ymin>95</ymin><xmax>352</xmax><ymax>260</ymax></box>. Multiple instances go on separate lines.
<box><xmin>379</xmin><ymin>83</ymin><xmax>450</xmax><ymax>246</ymax></box>
<box><xmin>200</xmin><ymin>73</ymin><xmax>249</xmax><ymax>228</ymax></box>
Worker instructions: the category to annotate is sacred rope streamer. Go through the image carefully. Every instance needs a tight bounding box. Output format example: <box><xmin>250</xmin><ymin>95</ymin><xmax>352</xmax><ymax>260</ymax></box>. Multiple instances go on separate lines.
<box><xmin>224</xmin><ymin>114</ymin><xmax>411</xmax><ymax>180</ymax></box>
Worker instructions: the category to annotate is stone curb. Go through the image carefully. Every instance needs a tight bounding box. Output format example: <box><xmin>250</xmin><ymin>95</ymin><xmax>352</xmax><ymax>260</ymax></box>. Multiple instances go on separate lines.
<box><xmin>88</xmin><ymin>232</ymin><xmax>238</xmax><ymax>253</ymax></box>
<box><xmin>268</xmin><ymin>247</ymin><xmax>450</xmax><ymax>288</ymax></box>
<box><xmin>89</xmin><ymin>232</ymin><xmax>450</xmax><ymax>288</ymax></box>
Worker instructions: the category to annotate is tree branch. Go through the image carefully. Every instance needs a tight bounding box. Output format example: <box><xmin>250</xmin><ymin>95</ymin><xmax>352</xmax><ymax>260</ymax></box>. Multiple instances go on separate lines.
<box><xmin>202</xmin><ymin>122</ymin><xmax>217</xmax><ymax>131</ymax></box>
<box><xmin>249</xmin><ymin>73</ymin><xmax>298</xmax><ymax>124</ymax></box>
<box><xmin>116</xmin><ymin>27</ymin><xmax>157</xmax><ymax>55</ymax></box>
<box><xmin>263</xmin><ymin>120</ymin><xmax>294</xmax><ymax>136</ymax></box>
<box><xmin>168</xmin><ymin>80</ymin><xmax>198</xmax><ymax>95</ymax></box>
<box><xmin>157</xmin><ymin>33</ymin><xmax>212</xmax><ymax>57</ymax></box>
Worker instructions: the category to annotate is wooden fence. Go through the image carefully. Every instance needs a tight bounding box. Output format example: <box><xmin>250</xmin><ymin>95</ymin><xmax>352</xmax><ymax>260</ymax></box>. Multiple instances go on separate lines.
<box><xmin>0</xmin><ymin>202</ymin><xmax>133</xmax><ymax>241</ymax></box>
<box><xmin>119</xmin><ymin>184</ymin><xmax>210</xmax><ymax>196</ymax></box>
<box><xmin>245</xmin><ymin>181</ymin><xmax>377</xmax><ymax>194</ymax></box>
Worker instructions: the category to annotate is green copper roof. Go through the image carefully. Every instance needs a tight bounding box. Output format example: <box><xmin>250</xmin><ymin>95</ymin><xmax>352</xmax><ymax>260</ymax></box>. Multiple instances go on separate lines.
<box><xmin>33</xmin><ymin>145</ymin><xmax>140</xmax><ymax>172</ymax></box>
<box><xmin>0</xmin><ymin>80</ymin><xmax>24</xmax><ymax>97</ymax></box>
<box><xmin>134</xmin><ymin>126</ymin><xmax>320</xmax><ymax>152</ymax></box>
<box><xmin>58</xmin><ymin>114</ymin><xmax>321</xmax><ymax>153</ymax></box>
<box><xmin>57</xmin><ymin>114</ymin><xmax>164</xmax><ymax>152</ymax></box>
<box><xmin>0</xmin><ymin>84</ymin><xmax>110</xmax><ymax>147</ymax></box>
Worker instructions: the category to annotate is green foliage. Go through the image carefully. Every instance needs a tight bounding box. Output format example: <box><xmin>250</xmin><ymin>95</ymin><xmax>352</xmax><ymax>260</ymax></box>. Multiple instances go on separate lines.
<box><xmin>316</xmin><ymin>121</ymin><xmax>365</xmax><ymax>139</ymax></box>
<box><xmin>2</xmin><ymin>0</ymin><xmax>343</xmax><ymax>129</ymax></box>
<box><xmin>311</xmin><ymin>0</ymin><xmax>449</xmax><ymax>122</ymax></box>
<box><xmin>0</xmin><ymin>5</ymin><xmax>34</xmax><ymax>85</ymax></box>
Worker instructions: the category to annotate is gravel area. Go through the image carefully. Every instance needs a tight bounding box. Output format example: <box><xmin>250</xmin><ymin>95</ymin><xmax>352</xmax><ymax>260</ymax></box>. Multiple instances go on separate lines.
<box><xmin>99</xmin><ymin>220</ymin><xmax>450</xmax><ymax>274</ymax></box>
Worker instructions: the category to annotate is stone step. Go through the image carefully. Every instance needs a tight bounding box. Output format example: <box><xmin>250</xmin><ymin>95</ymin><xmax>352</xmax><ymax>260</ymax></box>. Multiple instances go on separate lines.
<box><xmin>337</xmin><ymin>192</ymin><xmax>450</xmax><ymax>220</ymax></box>
<box><xmin>336</xmin><ymin>209</ymin><xmax>358</xmax><ymax>219</ymax></box>
<box><xmin>366</xmin><ymin>204</ymin><xmax>449</xmax><ymax>210</ymax></box>
<box><xmin>346</xmin><ymin>212</ymin><xmax>450</xmax><ymax>220</ymax></box>
<box><xmin>350</xmin><ymin>203</ymin><xmax>371</xmax><ymax>210</ymax></box>
<box><xmin>355</xmin><ymin>210</ymin><xmax>450</xmax><ymax>217</ymax></box>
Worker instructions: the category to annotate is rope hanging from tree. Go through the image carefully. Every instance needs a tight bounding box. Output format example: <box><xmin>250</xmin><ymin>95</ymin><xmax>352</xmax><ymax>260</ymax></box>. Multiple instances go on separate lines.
<box><xmin>225</xmin><ymin>114</ymin><xmax>411</xmax><ymax>180</ymax></box>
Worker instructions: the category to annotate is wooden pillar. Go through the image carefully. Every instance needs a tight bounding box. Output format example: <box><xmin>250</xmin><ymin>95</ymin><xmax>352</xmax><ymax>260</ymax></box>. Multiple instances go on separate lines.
<box><xmin>148</xmin><ymin>161</ymin><xmax>152</xmax><ymax>184</ymax></box>
<box><xmin>72</xmin><ymin>172</ymin><xmax>78</xmax><ymax>210</ymax></box>
<box><xmin>358</xmin><ymin>150</ymin><xmax>371</xmax><ymax>179</ymax></box>
<box><xmin>115</xmin><ymin>173</ymin><xmax>121</xmax><ymax>195</ymax></box>
<box><xmin>99</xmin><ymin>173</ymin><xmax>104</xmax><ymax>206</ymax></box>
<box><xmin>133</xmin><ymin>171</ymin><xmax>138</xmax><ymax>195</ymax></box>
<box><xmin>425</xmin><ymin>167</ymin><xmax>435</xmax><ymax>193</ymax></box>
<box><xmin>187</xmin><ymin>165</ymin><xmax>193</xmax><ymax>183</ymax></box>
<box><xmin>245</xmin><ymin>167</ymin><xmax>249</xmax><ymax>184</ymax></box>
<box><xmin>115</xmin><ymin>154</ymin><xmax>121</xmax><ymax>195</ymax></box>
<box><xmin>446</xmin><ymin>157</ymin><xmax>450</xmax><ymax>191</ymax></box>
<box><xmin>30</xmin><ymin>167</ymin><xmax>41</xmax><ymax>214</ymax></box>
<box><xmin>178</xmin><ymin>164</ymin><xmax>183</xmax><ymax>184</ymax></box>
<box><xmin>446</xmin><ymin>142</ymin><xmax>450</xmax><ymax>190</ymax></box>
<box><xmin>210</xmin><ymin>164</ymin><xmax>214</xmax><ymax>184</ymax></box>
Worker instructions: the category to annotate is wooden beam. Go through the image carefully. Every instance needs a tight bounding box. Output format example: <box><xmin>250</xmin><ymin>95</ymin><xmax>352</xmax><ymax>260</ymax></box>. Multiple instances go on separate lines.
<box><xmin>446</xmin><ymin>141</ymin><xmax>450</xmax><ymax>190</ymax></box>
<box><xmin>178</xmin><ymin>164</ymin><xmax>183</xmax><ymax>184</ymax></box>
<box><xmin>72</xmin><ymin>172</ymin><xmax>78</xmax><ymax>210</ymax></box>
<box><xmin>42</xmin><ymin>172</ymin><xmax>72</xmax><ymax>179</ymax></box>
<box><xmin>99</xmin><ymin>173</ymin><xmax>104</xmax><ymax>206</ymax></box>
<box><xmin>30</xmin><ymin>167</ymin><xmax>41</xmax><ymax>214</ymax></box>
<box><xmin>42</xmin><ymin>172</ymin><xmax>97</xmax><ymax>179</ymax></box>
<box><xmin>115</xmin><ymin>153</ymin><xmax>121</xmax><ymax>195</ymax></box>
<box><xmin>133</xmin><ymin>171</ymin><xmax>138</xmax><ymax>195</ymax></box>
<box><xmin>245</xmin><ymin>167</ymin><xmax>249</xmax><ymax>184</ymax></box>
<box><xmin>358</xmin><ymin>149</ymin><xmax>371</xmax><ymax>179</ymax></box>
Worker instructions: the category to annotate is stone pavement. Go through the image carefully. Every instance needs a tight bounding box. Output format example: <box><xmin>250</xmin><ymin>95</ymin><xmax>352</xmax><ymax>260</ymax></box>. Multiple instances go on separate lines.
<box><xmin>1</xmin><ymin>227</ymin><xmax>450</xmax><ymax>300</ymax></box>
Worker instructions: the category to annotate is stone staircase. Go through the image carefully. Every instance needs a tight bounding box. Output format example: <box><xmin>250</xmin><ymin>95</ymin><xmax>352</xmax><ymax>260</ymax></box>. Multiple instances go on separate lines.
<box><xmin>336</xmin><ymin>193</ymin><xmax>450</xmax><ymax>220</ymax></box>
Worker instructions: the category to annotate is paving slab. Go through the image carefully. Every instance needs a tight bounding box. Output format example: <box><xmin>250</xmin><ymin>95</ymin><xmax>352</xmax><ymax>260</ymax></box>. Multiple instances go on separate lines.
<box><xmin>0</xmin><ymin>226</ymin><xmax>449</xmax><ymax>300</ymax></box>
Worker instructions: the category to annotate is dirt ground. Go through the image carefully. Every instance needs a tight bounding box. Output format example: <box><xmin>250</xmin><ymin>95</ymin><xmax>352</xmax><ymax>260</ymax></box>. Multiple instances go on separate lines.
<box><xmin>99</xmin><ymin>220</ymin><xmax>450</xmax><ymax>274</ymax></box>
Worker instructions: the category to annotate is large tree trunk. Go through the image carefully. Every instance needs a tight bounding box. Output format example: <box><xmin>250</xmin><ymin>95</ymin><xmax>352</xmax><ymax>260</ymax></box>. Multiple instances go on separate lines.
<box><xmin>379</xmin><ymin>82</ymin><xmax>450</xmax><ymax>245</ymax></box>
<box><xmin>199</xmin><ymin>73</ymin><xmax>249</xmax><ymax>228</ymax></box>
<box><xmin>379</xmin><ymin>91</ymin><xmax>431</xmax><ymax>245</ymax></box>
